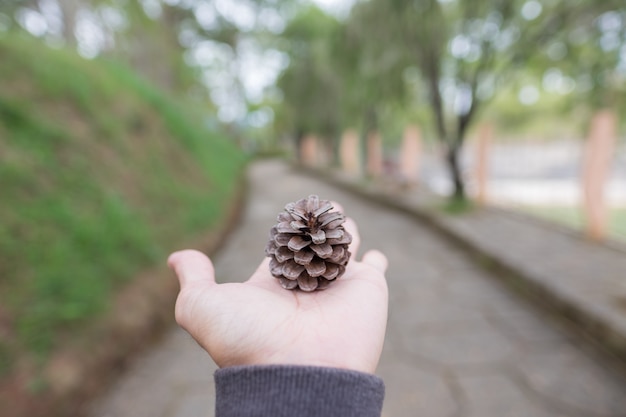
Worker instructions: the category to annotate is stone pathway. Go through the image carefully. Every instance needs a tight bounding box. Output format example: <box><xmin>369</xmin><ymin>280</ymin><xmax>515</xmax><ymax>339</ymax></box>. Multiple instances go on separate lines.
<box><xmin>88</xmin><ymin>160</ymin><xmax>626</xmax><ymax>417</ymax></box>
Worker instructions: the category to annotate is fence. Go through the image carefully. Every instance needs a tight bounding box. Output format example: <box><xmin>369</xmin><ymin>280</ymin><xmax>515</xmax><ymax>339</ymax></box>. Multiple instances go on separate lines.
<box><xmin>298</xmin><ymin>112</ymin><xmax>626</xmax><ymax>243</ymax></box>
<box><xmin>463</xmin><ymin>136</ymin><xmax>625</xmax><ymax>240</ymax></box>
<box><xmin>458</xmin><ymin>111</ymin><xmax>626</xmax><ymax>243</ymax></box>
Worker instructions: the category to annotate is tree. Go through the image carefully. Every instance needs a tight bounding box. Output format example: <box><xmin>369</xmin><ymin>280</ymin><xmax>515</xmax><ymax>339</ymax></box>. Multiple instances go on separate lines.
<box><xmin>335</xmin><ymin>2</ymin><xmax>411</xmax><ymax>157</ymax></box>
<box><xmin>275</xmin><ymin>6</ymin><xmax>342</xmax><ymax>161</ymax></box>
<box><xmin>345</xmin><ymin>0</ymin><xmax>623</xmax><ymax>200</ymax></box>
<box><xmin>537</xmin><ymin>8</ymin><xmax>626</xmax><ymax>113</ymax></box>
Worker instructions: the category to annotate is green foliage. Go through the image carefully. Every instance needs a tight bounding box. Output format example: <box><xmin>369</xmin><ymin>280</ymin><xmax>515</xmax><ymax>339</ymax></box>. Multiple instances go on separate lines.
<box><xmin>482</xmin><ymin>79</ymin><xmax>589</xmax><ymax>138</ymax></box>
<box><xmin>0</xmin><ymin>35</ymin><xmax>245</xmax><ymax>364</ymax></box>
<box><xmin>335</xmin><ymin>2</ymin><xmax>412</xmax><ymax>133</ymax></box>
<box><xmin>273</xmin><ymin>0</ymin><xmax>625</xmax><ymax>199</ymax></box>
<box><xmin>276</xmin><ymin>6</ymin><xmax>343</xmax><ymax>140</ymax></box>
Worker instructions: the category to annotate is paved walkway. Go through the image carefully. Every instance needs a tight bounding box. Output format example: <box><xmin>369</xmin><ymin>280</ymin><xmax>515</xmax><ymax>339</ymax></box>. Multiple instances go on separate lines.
<box><xmin>88</xmin><ymin>160</ymin><xmax>626</xmax><ymax>417</ymax></box>
<box><xmin>324</xmin><ymin>167</ymin><xmax>626</xmax><ymax>361</ymax></box>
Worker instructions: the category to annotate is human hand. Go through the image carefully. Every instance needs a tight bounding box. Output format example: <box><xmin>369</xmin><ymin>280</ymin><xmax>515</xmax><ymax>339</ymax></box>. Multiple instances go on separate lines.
<box><xmin>168</xmin><ymin>210</ymin><xmax>388</xmax><ymax>374</ymax></box>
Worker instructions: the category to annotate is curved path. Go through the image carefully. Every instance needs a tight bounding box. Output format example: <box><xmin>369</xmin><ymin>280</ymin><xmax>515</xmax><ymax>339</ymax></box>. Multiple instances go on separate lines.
<box><xmin>89</xmin><ymin>160</ymin><xmax>626</xmax><ymax>417</ymax></box>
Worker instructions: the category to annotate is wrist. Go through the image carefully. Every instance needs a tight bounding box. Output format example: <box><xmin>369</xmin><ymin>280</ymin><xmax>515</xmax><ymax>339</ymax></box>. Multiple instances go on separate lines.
<box><xmin>242</xmin><ymin>350</ymin><xmax>379</xmax><ymax>375</ymax></box>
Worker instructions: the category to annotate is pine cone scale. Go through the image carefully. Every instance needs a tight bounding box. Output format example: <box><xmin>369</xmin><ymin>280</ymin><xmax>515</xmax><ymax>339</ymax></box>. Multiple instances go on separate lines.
<box><xmin>311</xmin><ymin>243</ymin><xmax>332</xmax><ymax>258</ymax></box>
<box><xmin>329</xmin><ymin>246</ymin><xmax>345</xmax><ymax>263</ymax></box>
<box><xmin>277</xmin><ymin>222</ymin><xmax>298</xmax><ymax>233</ymax></box>
<box><xmin>269</xmin><ymin>258</ymin><xmax>282</xmax><ymax>276</ymax></box>
<box><xmin>290</xmin><ymin>220</ymin><xmax>308</xmax><ymax>230</ymax></box>
<box><xmin>327</xmin><ymin>232</ymin><xmax>351</xmax><ymax>245</ymax></box>
<box><xmin>312</xmin><ymin>203</ymin><xmax>333</xmax><ymax>217</ymax></box>
<box><xmin>275</xmin><ymin>234</ymin><xmax>291</xmax><ymax>246</ymax></box>
<box><xmin>309</xmin><ymin>229</ymin><xmax>326</xmax><ymax>244</ymax></box>
<box><xmin>317</xmin><ymin>279</ymin><xmax>331</xmax><ymax>290</ymax></box>
<box><xmin>306</xmin><ymin>195</ymin><xmax>320</xmax><ymax>212</ymax></box>
<box><xmin>279</xmin><ymin>277</ymin><xmax>298</xmax><ymax>289</ymax></box>
<box><xmin>298</xmin><ymin>275</ymin><xmax>318</xmax><ymax>292</ymax></box>
<box><xmin>283</xmin><ymin>261</ymin><xmax>304</xmax><ymax>279</ymax></box>
<box><xmin>294</xmin><ymin>250</ymin><xmax>314</xmax><ymax>265</ymax></box>
<box><xmin>319</xmin><ymin>212</ymin><xmax>343</xmax><ymax>227</ymax></box>
<box><xmin>322</xmin><ymin>263</ymin><xmax>339</xmax><ymax>279</ymax></box>
<box><xmin>324</xmin><ymin>229</ymin><xmax>343</xmax><ymax>239</ymax></box>
<box><xmin>305</xmin><ymin>258</ymin><xmax>326</xmax><ymax>277</ymax></box>
<box><xmin>288</xmin><ymin>236</ymin><xmax>310</xmax><ymax>251</ymax></box>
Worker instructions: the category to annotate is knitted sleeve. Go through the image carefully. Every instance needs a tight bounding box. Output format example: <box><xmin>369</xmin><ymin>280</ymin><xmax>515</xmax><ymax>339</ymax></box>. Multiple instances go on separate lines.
<box><xmin>214</xmin><ymin>365</ymin><xmax>385</xmax><ymax>417</ymax></box>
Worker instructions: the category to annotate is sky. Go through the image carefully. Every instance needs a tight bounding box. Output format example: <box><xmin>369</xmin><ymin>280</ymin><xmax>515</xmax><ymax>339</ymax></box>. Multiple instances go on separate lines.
<box><xmin>311</xmin><ymin>0</ymin><xmax>356</xmax><ymax>19</ymax></box>
<box><xmin>205</xmin><ymin>0</ymin><xmax>357</xmax><ymax>124</ymax></box>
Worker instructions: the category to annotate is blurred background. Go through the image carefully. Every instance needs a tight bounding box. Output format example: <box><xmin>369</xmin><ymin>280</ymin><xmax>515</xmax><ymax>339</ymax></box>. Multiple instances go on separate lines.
<box><xmin>4</xmin><ymin>0</ymin><xmax>620</xmax><ymax>237</ymax></box>
<box><xmin>1</xmin><ymin>0</ymin><xmax>625</xmax><ymax>415</ymax></box>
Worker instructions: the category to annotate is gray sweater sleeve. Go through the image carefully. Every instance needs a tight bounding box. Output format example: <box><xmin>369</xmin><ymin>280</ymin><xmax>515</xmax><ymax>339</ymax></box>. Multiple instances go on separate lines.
<box><xmin>214</xmin><ymin>365</ymin><xmax>385</xmax><ymax>417</ymax></box>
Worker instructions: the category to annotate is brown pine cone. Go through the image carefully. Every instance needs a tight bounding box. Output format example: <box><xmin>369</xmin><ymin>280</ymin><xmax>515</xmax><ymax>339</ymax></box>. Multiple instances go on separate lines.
<box><xmin>265</xmin><ymin>195</ymin><xmax>352</xmax><ymax>291</ymax></box>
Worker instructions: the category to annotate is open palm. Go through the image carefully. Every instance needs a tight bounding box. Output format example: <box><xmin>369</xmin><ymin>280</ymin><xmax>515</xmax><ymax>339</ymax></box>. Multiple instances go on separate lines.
<box><xmin>169</xmin><ymin>217</ymin><xmax>388</xmax><ymax>374</ymax></box>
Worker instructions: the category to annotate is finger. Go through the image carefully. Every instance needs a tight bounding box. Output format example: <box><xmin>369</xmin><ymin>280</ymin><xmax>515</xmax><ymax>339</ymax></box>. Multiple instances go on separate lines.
<box><xmin>343</xmin><ymin>217</ymin><xmax>361</xmax><ymax>256</ymax></box>
<box><xmin>361</xmin><ymin>249</ymin><xmax>388</xmax><ymax>273</ymax></box>
<box><xmin>330</xmin><ymin>200</ymin><xmax>344</xmax><ymax>213</ymax></box>
<box><xmin>246</xmin><ymin>257</ymin><xmax>272</xmax><ymax>284</ymax></box>
<box><xmin>168</xmin><ymin>250</ymin><xmax>216</xmax><ymax>289</ymax></box>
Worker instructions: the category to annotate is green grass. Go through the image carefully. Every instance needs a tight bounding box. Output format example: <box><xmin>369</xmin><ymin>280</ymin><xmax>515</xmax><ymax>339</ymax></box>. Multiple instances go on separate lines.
<box><xmin>440</xmin><ymin>196</ymin><xmax>475</xmax><ymax>215</ymax></box>
<box><xmin>0</xmin><ymin>34</ymin><xmax>246</xmax><ymax>370</ymax></box>
<box><xmin>521</xmin><ymin>206</ymin><xmax>626</xmax><ymax>242</ymax></box>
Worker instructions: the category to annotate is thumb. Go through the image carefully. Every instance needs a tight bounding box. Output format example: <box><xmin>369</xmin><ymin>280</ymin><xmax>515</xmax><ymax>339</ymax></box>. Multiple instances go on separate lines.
<box><xmin>168</xmin><ymin>249</ymin><xmax>216</xmax><ymax>290</ymax></box>
<box><xmin>361</xmin><ymin>249</ymin><xmax>388</xmax><ymax>274</ymax></box>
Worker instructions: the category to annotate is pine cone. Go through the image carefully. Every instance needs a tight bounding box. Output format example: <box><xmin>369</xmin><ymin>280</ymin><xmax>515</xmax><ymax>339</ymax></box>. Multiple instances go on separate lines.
<box><xmin>265</xmin><ymin>195</ymin><xmax>352</xmax><ymax>291</ymax></box>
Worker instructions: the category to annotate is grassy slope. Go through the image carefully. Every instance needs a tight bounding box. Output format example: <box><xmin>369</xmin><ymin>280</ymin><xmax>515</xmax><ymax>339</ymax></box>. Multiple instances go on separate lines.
<box><xmin>0</xmin><ymin>35</ymin><xmax>245</xmax><ymax>374</ymax></box>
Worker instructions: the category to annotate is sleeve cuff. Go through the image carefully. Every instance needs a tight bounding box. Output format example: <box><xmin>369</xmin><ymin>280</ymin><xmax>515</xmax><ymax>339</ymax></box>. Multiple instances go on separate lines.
<box><xmin>214</xmin><ymin>365</ymin><xmax>385</xmax><ymax>417</ymax></box>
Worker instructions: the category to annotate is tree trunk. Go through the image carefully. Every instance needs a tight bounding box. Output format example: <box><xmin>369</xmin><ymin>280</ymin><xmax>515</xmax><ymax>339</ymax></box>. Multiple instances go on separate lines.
<box><xmin>361</xmin><ymin>106</ymin><xmax>379</xmax><ymax>174</ymax></box>
<box><xmin>294</xmin><ymin>129</ymin><xmax>305</xmax><ymax>163</ymax></box>
<box><xmin>447</xmin><ymin>107</ymin><xmax>476</xmax><ymax>201</ymax></box>
<box><xmin>446</xmin><ymin>144</ymin><xmax>465</xmax><ymax>200</ymax></box>
<box><xmin>57</xmin><ymin>0</ymin><xmax>78</xmax><ymax>45</ymax></box>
